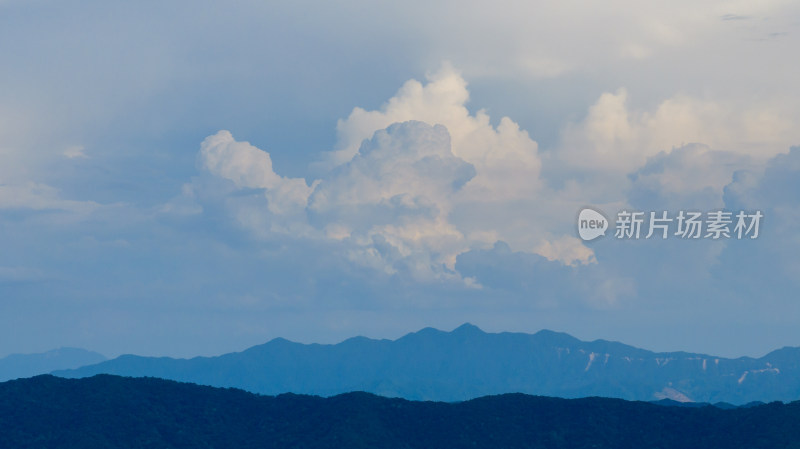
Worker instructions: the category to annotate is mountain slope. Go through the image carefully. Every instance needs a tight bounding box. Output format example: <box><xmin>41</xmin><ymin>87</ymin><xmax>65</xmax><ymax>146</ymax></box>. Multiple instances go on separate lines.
<box><xmin>53</xmin><ymin>324</ymin><xmax>800</xmax><ymax>403</ymax></box>
<box><xmin>0</xmin><ymin>347</ymin><xmax>106</xmax><ymax>382</ymax></box>
<box><xmin>3</xmin><ymin>375</ymin><xmax>800</xmax><ymax>449</ymax></box>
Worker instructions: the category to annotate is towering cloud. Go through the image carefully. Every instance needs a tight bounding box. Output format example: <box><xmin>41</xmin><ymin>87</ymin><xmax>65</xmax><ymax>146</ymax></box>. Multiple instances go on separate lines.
<box><xmin>184</xmin><ymin>67</ymin><xmax>600</xmax><ymax>281</ymax></box>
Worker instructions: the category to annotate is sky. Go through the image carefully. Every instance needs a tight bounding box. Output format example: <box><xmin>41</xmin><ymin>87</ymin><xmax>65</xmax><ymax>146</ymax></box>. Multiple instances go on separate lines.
<box><xmin>1</xmin><ymin>0</ymin><xmax>799</xmax><ymax>359</ymax></box>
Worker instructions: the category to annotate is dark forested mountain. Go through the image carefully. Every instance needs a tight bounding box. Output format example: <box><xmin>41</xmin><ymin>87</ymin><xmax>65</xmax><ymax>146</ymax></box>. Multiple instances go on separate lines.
<box><xmin>0</xmin><ymin>347</ymin><xmax>106</xmax><ymax>382</ymax></box>
<box><xmin>2</xmin><ymin>374</ymin><xmax>800</xmax><ymax>449</ymax></box>
<box><xmin>54</xmin><ymin>324</ymin><xmax>800</xmax><ymax>403</ymax></box>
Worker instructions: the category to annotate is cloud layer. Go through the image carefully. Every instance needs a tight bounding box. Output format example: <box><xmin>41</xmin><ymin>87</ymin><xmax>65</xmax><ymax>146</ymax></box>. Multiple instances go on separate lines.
<box><xmin>2</xmin><ymin>0</ymin><xmax>800</xmax><ymax>359</ymax></box>
<box><xmin>176</xmin><ymin>65</ymin><xmax>800</xmax><ymax>333</ymax></box>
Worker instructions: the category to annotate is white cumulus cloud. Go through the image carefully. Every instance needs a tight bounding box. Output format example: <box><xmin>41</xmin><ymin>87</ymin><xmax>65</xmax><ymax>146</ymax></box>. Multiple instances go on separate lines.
<box><xmin>183</xmin><ymin>67</ymin><xmax>596</xmax><ymax>281</ymax></box>
<box><xmin>559</xmin><ymin>88</ymin><xmax>796</xmax><ymax>174</ymax></box>
<box><xmin>327</xmin><ymin>64</ymin><xmax>542</xmax><ymax>201</ymax></box>
<box><xmin>199</xmin><ymin>130</ymin><xmax>317</xmax><ymax>217</ymax></box>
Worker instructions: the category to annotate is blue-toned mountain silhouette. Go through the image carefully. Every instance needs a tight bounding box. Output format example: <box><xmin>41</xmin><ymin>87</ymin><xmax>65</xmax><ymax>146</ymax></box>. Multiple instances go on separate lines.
<box><xmin>0</xmin><ymin>347</ymin><xmax>106</xmax><ymax>382</ymax></box>
<box><xmin>53</xmin><ymin>324</ymin><xmax>800</xmax><ymax>403</ymax></box>
<box><xmin>4</xmin><ymin>374</ymin><xmax>800</xmax><ymax>448</ymax></box>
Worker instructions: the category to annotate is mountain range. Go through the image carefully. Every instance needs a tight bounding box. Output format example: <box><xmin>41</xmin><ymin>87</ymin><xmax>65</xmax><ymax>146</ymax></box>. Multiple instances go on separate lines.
<box><xmin>0</xmin><ymin>347</ymin><xmax>106</xmax><ymax>382</ymax></box>
<box><xmin>52</xmin><ymin>324</ymin><xmax>800</xmax><ymax>404</ymax></box>
<box><xmin>2</xmin><ymin>374</ymin><xmax>800</xmax><ymax>449</ymax></box>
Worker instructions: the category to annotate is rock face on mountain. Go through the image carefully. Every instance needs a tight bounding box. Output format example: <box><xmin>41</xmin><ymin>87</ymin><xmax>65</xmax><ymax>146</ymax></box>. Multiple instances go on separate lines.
<box><xmin>54</xmin><ymin>324</ymin><xmax>800</xmax><ymax>403</ymax></box>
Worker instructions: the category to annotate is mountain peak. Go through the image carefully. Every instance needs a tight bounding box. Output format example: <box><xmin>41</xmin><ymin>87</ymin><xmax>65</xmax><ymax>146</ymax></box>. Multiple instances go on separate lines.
<box><xmin>532</xmin><ymin>329</ymin><xmax>582</xmax><ymax>346</ymax></box>
<box><xmin>451</xmin><ymin>323</ymin><xmax>484</xmax><ymax>334</ymax></box>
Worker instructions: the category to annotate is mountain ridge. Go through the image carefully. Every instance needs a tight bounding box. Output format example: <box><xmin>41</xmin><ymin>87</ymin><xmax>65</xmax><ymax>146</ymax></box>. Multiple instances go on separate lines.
<box><xmin>52</xmin><ymin>324</ymin><xmax>800</xmax><ymax>403</ymax></box>
<box><xmin>3</xmin><ymin>374</ymin><xmax>800</xmax><ymax>449</ymax></box>
<box><xmin>0</xmin><ymin>347</ymin><xmax>106</xmax><ymax>382</ymax></box>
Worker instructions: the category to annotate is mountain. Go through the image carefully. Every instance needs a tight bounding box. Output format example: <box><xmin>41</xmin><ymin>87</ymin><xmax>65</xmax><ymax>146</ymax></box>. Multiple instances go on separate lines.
<box><xmin>3</xmin><ymin>374</ymin><xmax>800</xmax><ymax>449</ymax></box>
<box><xmin>0</xmin><ymin>347</ymin><xmax>106</xmax><ymax>382</ymax></box>
<box><xmin>54</xmin><ymin>324</ymin><xmax>800</xmax><ymax>403</ymax></box>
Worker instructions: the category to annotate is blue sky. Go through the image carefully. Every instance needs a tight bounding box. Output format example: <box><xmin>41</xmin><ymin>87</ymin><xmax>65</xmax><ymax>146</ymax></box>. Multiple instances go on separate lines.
<box><xmin>1</xmin><ymin>0</ymin><xmax>799</xmax><ymax>358</ymax></box>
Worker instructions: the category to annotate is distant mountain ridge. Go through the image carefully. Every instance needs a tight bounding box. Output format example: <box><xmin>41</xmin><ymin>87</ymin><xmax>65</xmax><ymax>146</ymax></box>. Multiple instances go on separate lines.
<box><xmin>4</xmin><ymin>374</ymin><xmax>800</xmax><ymax>449</ymax></box>
<box><xmin>53</xmin><ymin>324</ymin><xmax>800</xmax><ymax>403</ymax></box>
<box><xmin>0</xmin><ymin>347</ymin><xmax>106</xmax><ymax>382</ymax></box>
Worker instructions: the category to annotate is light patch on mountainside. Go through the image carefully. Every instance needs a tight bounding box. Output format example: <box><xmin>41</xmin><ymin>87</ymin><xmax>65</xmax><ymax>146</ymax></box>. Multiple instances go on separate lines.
<box><xmin>654</xmin><ymin>387</ymin><xmax>693</xmax><ymax>403</ymax></box>
<box><xmin>585</xmin><ymin>352</ymin><xmax>597</xmax><ymax>371</ymax></box>
<box><xmin>739</xmin><ymin>366</ymin><xmax>781</xmax><ymax>384</ymax></box>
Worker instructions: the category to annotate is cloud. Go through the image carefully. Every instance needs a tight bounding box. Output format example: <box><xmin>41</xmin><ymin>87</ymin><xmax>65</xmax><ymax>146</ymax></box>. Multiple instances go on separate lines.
<box><xmin>143</xmin><ymin>63</ymin><xmax>800</xmax><ymax>312</ymax></box>
<box><xmin>326</xmin><ymin>64</ymin><xmax>542</xmax><ymax>201</ymax></box>
<box><xmin>455</xmin><ymin>241</ymin><xmax>633</xmax><ymax>308</ymax></box>
<box><xmin>534</xmin><ymin>236</ymin><xmax>597</xmax><ymax>267</ymax></box>
<box><xmin>719</xmin><ymin>146</ymin><xmax>800</xmax><ymax>290</ymax></box>
<box><xmin>188</xmin><ymin>121</ymin><xmax>481</xmax><ymax>281</ymax></box>
<box><xmin>63</xmin><ymin>145</ymin><xmax>88</xmax><ymax>159</ymax></box>
<box><xmin>199</xmin><ymin>130</ymin><xmax>316</xmax><ymax>217</ymax></box>
<box><xmin>1</xmin><ymin>0</ymin><xmax>799</xmax><ymax>359</ymax></box>
<box><xmin>151</xmin><ymin>60</ymin><xmax>800</xmax><ymax>356</ymax></box>
<box><xmin>627</xmin><ymin>143</ymin><xmax>756</xmax><ymax>211</ymax></box>
<box><xmin>0</xmin><ymin>182</ymin><xmax>99</xmax><ymax>216</ymax></box>
<box><xmin>310</xmin><ymin>121</ymin><xmax>474</xmax><ymax>216</ymax></box>
<box><xmin>724</xmin><ymin>146</ymin><xmax>800</xmax><ymax>213</ymax></box>
<box><xmin>558</xmin><ymin>89</ymin><xmax>796</xmax><ymax>174</ymax></box>
<box><xmin>183</xmin><ymin>67</ymin><xmax>598</xmax><ymax>281</ymax></box>
<box><xmin>309</xmin><ymin>121</ymin><xmax>476</xmax><ymax>277</ymax></box>
<box><xmin>193</xmin><ymin>62</ymin><xmax>793</xmax><ymax>283</ymax></box>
